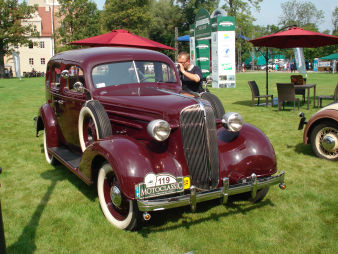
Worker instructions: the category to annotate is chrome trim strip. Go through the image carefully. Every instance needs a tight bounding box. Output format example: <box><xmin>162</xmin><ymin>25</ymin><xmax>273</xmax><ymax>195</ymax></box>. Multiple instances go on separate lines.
<box><xmin>132</xmin><ymin>60</ymin><xmax>140</xmax><ymax>83</ymax></box>
<box><xmin>222</xmin><ymin>177</ymin><xmax>229</xmax><ymax>204</ymax></box>
<box><xmin>137</xmin><ymin>171</ymin><xmax>285</xmax><ymax>212</ymax></box>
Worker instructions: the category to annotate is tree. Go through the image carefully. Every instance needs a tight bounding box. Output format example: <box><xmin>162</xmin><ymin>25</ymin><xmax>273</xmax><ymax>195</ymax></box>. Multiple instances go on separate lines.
<box><xmin>148</xmin><ymin>0</ymin><xmax>184</xmax><ymax>58</ymax></box>
<box><xmin>221</xmin><ymin>0</ymin><xmax>263</xmax><ymax>67</ymax></box>
<box><xmin>332</xmin><ymin>7</ymin><xmax>338</xmax><ymax>36</ymax></box>
<box><xmin>56</xmin><ymin>0</ymin><xmax>100</xmax><ymax>53</ymax></box>
<box><xmin>279</xmin><ymin>0</ymin><xmax>324</xmax><ymax>30</ymax></box>
<box><xmin>221</xmin><ymin>0</ymin><xmax>262</xmax><ymax>17</ymax></box>
<box><xmin>101</xmin><ymin>0</ymin><xmax>151</xmax><ymax>37</ymax></box>
<box><xmin>0</xmin><ymin>0</ymin><xmax>38</xmax><ymax>78</ymax></box>
<box><xmin>176</xmin><ymin>0</ymin><xmax>219</xmax><ymax>31</ymax></box>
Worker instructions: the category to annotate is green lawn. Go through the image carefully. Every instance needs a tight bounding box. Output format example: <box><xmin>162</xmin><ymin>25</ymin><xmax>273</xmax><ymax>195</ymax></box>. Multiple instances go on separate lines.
<box><xmin>0</xmin><ymin>72</ymin><xmax>337</xmax><ymax>254</ymax></box>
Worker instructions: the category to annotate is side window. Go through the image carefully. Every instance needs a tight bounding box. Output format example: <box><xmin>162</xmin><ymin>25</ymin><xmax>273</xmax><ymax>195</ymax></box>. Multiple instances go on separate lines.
<box><xmin>65</xmin><ymin>65</ymin><xmax>85</xmax><ymax>92</ymax></box>
<box><xmin>50</xmin><ymin>63</ymin><xmax>61</xmax><ymax>89</ymax></box>
<box><xmin>153</xmin><ymin>62</ymin><xmax>177</xmax><ymax>83</ymax></box>
<box><xmin>160</xmin><ymin>63</ymin><xmax>176</xmax><ymax>82</ymax></box>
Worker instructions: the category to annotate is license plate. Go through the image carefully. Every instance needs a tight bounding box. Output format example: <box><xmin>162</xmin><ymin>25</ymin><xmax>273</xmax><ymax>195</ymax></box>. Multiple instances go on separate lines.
<box><xmin>135</xmin><ymin>173</ymin><xmax>184</xmax><ymax>199</ymax></box>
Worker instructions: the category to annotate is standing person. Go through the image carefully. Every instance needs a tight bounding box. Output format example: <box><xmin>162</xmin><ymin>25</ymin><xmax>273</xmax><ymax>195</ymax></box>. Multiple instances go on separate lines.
<box><xmin>177</xmin><ymin>52</ymin><xmax>203</xmax><ymax>93</ymax></box>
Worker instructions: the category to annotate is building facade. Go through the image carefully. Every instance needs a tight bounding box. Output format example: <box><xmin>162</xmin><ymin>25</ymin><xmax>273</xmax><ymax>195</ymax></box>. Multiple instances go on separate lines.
<box><xmin>5</xmin><ymin>0</ymin><xmax>60</xmax><ymax>77</ymax></box>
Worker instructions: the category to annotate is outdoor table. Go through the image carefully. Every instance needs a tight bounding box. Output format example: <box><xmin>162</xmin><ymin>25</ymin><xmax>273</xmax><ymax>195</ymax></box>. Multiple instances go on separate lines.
<box><xmin>294</xmin><ymin>84</ymin><xmax>316</xmax><ymax>109</ymax></box>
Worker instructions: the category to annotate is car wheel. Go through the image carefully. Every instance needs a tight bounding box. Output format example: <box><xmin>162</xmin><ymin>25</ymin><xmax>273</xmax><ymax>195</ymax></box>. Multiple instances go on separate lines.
<box><xmin>78</xmin><ymin>100</ymin><xmax>112</xmax><ymax>152</ymax></box>
<box><xmin>97</xmin><ymin>163</ymin><xmax>140</xmax><ymax>230</ymax></box>
<box><xmin>200</xmin><ymin>92</ymin><xmax>225</xmax><ymax>119</ymax></box>
<box><xmin>43</xmin><ymin>129</ymin><xmax>58</xmax><ymax>165</ymax></box>
<box><xmin>250</xmin><ymin>187</ymin><xmax>269</xmax><ymax>203</ymax></box>
<box><xmin>310</xmin><ymin>122</ymin><xmax>338</xmax><ymax>161</ymax></box>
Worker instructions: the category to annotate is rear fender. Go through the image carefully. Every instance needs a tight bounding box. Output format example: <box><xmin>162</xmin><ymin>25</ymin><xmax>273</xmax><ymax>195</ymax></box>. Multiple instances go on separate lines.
<box><xmin>217</xmin><ymin>123</ymin><xmax>277</xmax><ymax>185</ymax></box>
<box><xmin>80</xmin><ymin>137</ymin><xmax>184</xmax><ymax>200</ymax></box>
<box><xmin>38</xmin><ymin>103</ymin><xmax>61</xmax><ymax>148</ymax></box>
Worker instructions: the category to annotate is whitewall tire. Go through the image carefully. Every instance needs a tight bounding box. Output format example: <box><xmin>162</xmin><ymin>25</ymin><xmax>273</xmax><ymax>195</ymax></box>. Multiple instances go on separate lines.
<box><xmin>78</xmin><ymin>100</ymin><xmax>112</xmax><ymax>152</ymax></box>
<box><xmin>97</xmin><ymin>163</ymin><xmax>140</xmax><ymax>230</ymax></box>
<box><xmin>43</xmin><ymin>129</ymin><xmax>57</xmax><ymax>165</ymax></box>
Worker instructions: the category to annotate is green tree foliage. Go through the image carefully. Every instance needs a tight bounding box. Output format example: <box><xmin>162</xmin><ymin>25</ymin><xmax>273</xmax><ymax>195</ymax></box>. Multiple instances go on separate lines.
<box><xmin>56</xmin><ymin>0</ymin><xmax>100</xmax><ymax>52</ymax></box>
<box><xmin>148</xmin><ymin>0</ymin><xmax>184</xmax><ymax>58</ymax></box>
<box><xmin>0</xmin><ymin>0</ymin><xmax>37</xmax><ymax>78</ymax></box>
<box><xmin>176</xmin><ymin>0</ymin><xmax>219</xmax><ymax>31</ymax></box>
<box><xmin>279</xmin><ymin>0</ymin><xmax>324</xmax><ymax>29</ymax></box>
<box><xmin>332</xmin><ymin>7</ymin><xmax>338</xmax><ymax>36</ymax></box>
<box><xmin>221</xmin><ymin>0</ymin><xmax>263</xmax><ymax>65</ymax></box>
<box><xmin>278</xmin><ymin>1</ymin><xmax>337</xmax><ymax>63</ymax></box>
<box><xmin>221</xmin><ymin>0</ymin><xmax>262</xmax><ymax>17</ymax></box>
<box><xmin>101</xmin><ymin>0</ymin><xmax>151</xmax><ymax>37</ymax></box>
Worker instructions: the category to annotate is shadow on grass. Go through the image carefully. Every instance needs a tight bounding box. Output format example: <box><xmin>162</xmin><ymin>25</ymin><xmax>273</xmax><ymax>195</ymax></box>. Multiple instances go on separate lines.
<box><xmin>39</xmin><ymin>144</ymin><xmax>97</xmax><ymax>201</ymax></box>
<box><xmin>233</xmin><ymin>100</ymin><xmax>277</xmax><ymax>108</ymax></box>
<box><xmin>294</xmin><ymin>143</ymin><xmax>314</xmax><ymax>157</ymax></box>
<box><xmin>6</xmin><ymin>165</ymin><xmax>96</xmax><ymax>253</ymax></box>
<box><xmin>232</xmin><ymin>100</ymin><xmax>251</xmax><ymax>107</ymax></box>
<box><xmin>139</xmin><ymin>196</ymin><xmax>274</xmax><ymax>237</ymax></box>
<box><xmin>7</xmin><ymin>170</ymin><xmax>62</xmax><ymax>254</ymax></box>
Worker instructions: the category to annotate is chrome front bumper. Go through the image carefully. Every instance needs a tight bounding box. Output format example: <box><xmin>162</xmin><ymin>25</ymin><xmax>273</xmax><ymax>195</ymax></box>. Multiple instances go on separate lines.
<box><xmin>137</xmin><ymin>171</ymin><xmax>285</xmax><ymax>212</ymax></box>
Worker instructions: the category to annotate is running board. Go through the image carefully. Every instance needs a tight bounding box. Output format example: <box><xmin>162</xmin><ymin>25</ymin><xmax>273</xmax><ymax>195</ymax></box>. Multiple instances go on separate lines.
<box><xmin>50</xmin><ymin>146</ymin><xmax>81</xmax><ymax>169</ymax></box>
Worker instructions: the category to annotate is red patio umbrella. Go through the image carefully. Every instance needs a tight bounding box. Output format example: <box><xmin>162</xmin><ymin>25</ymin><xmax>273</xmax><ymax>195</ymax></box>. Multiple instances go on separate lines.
<box><xmin>249</xmin><ymin>27</ymin><xmax>338</xmax><ymax>95</ymax></box>
<box><xmin>70</xmin><ymin>29</ymin><xmax>175</xmax><ymax>51</ymax></box>
<box><xmin>249</xmin><ymin>27</ymin><xmax>338</xmax><ymax>49</ymax></box>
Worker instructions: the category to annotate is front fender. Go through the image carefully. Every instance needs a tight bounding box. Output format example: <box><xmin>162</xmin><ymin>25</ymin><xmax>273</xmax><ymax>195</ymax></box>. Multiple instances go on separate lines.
<box><xmin>38</xmin><ymin>103</ymin><xmax>61</xmax><ymax>148</ymax></box>
<box><xmin>80</xmin><ymin>136</ymin><xmax>184</xmax><ymax>200</ymax></box>
<box><xmin>218</xmin><ymin>123</ymin><xmax>277</xmax><ymax>184</ymax></box>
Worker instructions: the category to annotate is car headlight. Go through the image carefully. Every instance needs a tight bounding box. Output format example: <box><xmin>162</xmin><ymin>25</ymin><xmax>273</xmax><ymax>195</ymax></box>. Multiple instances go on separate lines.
<box><xmin>147</xmin><ymin>119</ymin><xmax>171</xmax><ymax>141</ymax></box>
<box><xmin>222</xmin><ymin>112</ymin><xmax>243</xmax><ymax>132</ymax></box>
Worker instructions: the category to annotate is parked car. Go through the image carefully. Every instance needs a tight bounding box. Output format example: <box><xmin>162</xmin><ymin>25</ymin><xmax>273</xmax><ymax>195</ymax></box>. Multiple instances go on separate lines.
<box><xmin>299</xmin><ymin>102</ymin><xmax>338</xmax><ymax>161</ymax></box>
<box><xmin>35</xmin><ymin>47</ymin><xmax>285</xmax><ymax>230</ymax></box>
<box><xmin>259</xmin><ymin>64</ymin><xmax>274</xmax><ymax>70</ymax></box>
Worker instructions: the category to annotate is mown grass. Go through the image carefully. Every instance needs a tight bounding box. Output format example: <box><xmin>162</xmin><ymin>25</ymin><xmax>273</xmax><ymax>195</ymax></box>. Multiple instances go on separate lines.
<box><xmin>0</xmin><ymin>72</ymin><xmax>337</xmax><ymax>254</ymax></box>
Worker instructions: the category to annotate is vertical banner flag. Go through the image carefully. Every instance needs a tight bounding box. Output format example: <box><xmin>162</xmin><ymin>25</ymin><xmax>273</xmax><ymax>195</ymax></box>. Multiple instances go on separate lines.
<box><xmin>313</xmin><ymin>58</ymin><xmax>318</xmax><ymax>72</ymax></box>
<box><xmin>294</xmin><ymin>48</ymin><xmax>306</xmax><ymax>75</ymax></box>
<box><xmin>12</xmin><ymin>51</ymin><xmax>21</xmax><ymax>79</ymax></box>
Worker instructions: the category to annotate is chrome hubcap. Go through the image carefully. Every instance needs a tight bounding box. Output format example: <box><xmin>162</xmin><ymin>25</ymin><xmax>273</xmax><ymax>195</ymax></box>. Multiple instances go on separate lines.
<box><xmin>110</xmin><ymin>185</ymin><xmax>122</xmax><ymax>208</ymax></box>
<box><xmin>321</xmin><ymin>134</ymin><xmax>337</xmax><ymax>153</ymax></box>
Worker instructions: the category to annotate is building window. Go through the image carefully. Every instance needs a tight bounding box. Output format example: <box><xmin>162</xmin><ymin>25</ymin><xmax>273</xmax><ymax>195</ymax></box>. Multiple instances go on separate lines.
<box><xmin>41</xmin><ymin>58</ymin><xmax>45</xmax><ymax>65</ymax></box>
<box><xmin>29</xmin><ymin>58</ymin><xmax>34</xmax><ymax>65</ymax></box>
<box><xmin>29</xmin><ymin>41</ymin><xmax>33</xmax><ymax>48</ymax></box>
<box><xmin>40</xmin><ymin>41</ymin><xmax>45</xmax><ymax>48</ymax></box>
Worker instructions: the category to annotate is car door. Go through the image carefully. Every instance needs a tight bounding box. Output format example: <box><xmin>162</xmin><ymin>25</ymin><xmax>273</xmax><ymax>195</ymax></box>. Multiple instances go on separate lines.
<box><xmin>57</xmin><ymin>65</ymin><xmax>87</xmax><ymax>149</ymax></box>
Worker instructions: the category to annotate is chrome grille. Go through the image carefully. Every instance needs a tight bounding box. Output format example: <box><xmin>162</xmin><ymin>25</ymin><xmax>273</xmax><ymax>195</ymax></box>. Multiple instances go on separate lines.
<box><xmin>180</xmin><ymin>103</ymin><xmax>219</xmax><ymax>189</ymax></box>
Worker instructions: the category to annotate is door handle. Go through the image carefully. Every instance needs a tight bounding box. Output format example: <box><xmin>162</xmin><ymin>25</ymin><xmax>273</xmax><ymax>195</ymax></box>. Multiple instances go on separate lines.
<box><xmin>57</xmin><ymin>100</ymin><xmax>64</xmax><ymax>105</ymax></box>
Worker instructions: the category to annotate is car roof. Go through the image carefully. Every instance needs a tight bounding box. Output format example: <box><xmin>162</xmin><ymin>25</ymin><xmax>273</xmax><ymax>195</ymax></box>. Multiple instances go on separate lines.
<box><xmin>50</xmin><ymin>47</ymin><xmax>173</xmax><ymax>67</ymax></box>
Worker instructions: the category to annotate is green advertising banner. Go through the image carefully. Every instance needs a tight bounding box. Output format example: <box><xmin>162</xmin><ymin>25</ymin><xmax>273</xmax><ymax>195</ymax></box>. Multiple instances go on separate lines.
<box><xmin>217</xmin><ymin>16</ymin><xmax>235</xmax><ymax>31</ymax></box>
<box><xmin>195</xmin><ymin>9</ymin><xmax>211</xmax><ymax>39</ymax></box>
<box><xmin>196</xmin><ymin>39</ymin><xmax>210</xmax><ymax>78</ymax></box>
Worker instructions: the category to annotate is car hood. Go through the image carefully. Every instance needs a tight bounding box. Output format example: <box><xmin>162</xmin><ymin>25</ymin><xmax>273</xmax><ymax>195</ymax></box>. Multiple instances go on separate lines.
<box><xmin>94</xmin><ymin>85</ymin><xmax>198</xmax><ymax>123</ymax></box>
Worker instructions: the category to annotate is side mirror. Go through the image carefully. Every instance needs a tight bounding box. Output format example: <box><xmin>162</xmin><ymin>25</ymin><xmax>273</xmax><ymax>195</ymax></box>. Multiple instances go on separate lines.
<box><xmin>74</xmin><ymin>81</ymin><xmax>84</xmax><ymax>93</ymax></box>
<box><xmin>61</xmin><ymin>70</ymin><xmax>70</xmax><ymax>79</ymax></box>
<box><xmin>206</xmin><ymin>75</ymin><xmax>212</xmax><ymax>84</ymax></box>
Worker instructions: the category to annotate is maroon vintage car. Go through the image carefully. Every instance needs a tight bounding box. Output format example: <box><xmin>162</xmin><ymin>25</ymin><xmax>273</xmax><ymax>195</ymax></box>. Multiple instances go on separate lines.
<box><xmin>299</xmin><ymin>102</ymin><xmax>338</xmax><ymax>161</ymax></box>
<box><xmin>35</xmin><ymin>47</ymin><xmax>285</xmax><ymax>230</ymax></box>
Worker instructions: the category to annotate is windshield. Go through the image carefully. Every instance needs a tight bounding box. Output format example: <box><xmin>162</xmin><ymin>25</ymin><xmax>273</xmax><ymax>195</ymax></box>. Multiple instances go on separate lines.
<box><xmin>92</xmin><ymin>61</ymin><xmax>177</xmax><ymax>88</ymax></box>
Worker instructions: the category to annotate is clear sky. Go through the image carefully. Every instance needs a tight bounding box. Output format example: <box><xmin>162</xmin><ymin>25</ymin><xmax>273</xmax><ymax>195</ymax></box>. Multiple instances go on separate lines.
<box><xmin>93</xmin><ymin>0</ymin><xmax>336</xmax><ymax>32</ymax></box>
<box><xmin>249</xmin><ymin>0</ymin><xmax>336</xmax><ymax>33</ymax></box>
